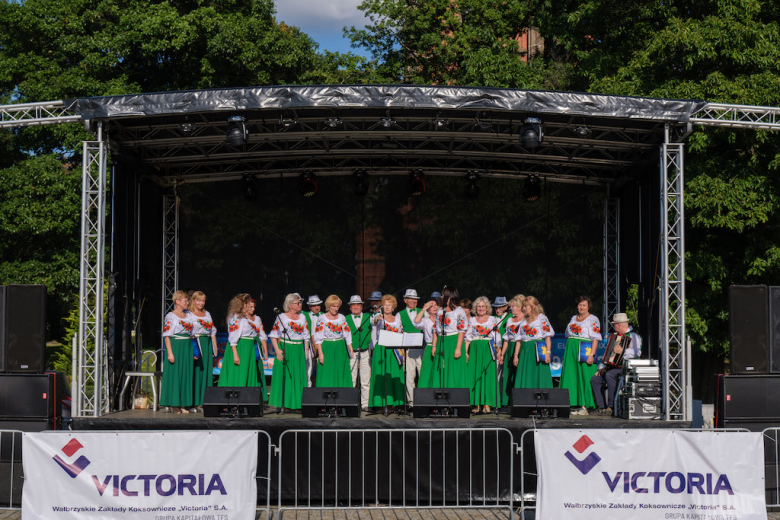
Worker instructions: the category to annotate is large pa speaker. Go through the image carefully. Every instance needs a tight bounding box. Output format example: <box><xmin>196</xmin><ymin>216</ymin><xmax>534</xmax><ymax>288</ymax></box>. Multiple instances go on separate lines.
<box><xmin>0</xmin><ymin>285</ymin><xmax>46</xmax><ymax>373</ymax></box>
<box><xmin>511</xmin><ymin>388</ymin><xmax>570</xmax><ymax>418</ymax></box>
<box><xmin>203</xmin><ymin>386</ymin><xmax>262</xmax><ymax>417</ymax></box>
<box><xmin>715</xmin><ymin>374</ymin><xmax>780</xmax><ymax>426</ymax></box>
<box><xmin>412</xmin><ymin>388</ymin><xmax>470</xmax><ymax>418</ymax></box>
<box><xmin>770</xmin><ymin>286</ymin><xmax>780</xmax><ymax>373</ymax></box>
<box><xmin>729</xmin><ymin>285</ymin><xmax>768</xmax><ymax>374</ymax></box>
<box><xmin>301</xmin><ymin>387</ymin><xmax>360</xmax><ymax>418</ymax></box>
<box><xmin>0</xmin><ymin>373</ymin><xmax>62</xmax><ymax>424</ymax></box>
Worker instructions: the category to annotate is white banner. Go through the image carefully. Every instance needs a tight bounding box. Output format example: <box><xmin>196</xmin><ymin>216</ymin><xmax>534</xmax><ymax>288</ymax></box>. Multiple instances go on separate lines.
<box><xmin>22</xmin><ymin>431</ymin><xmax>258</xmax><ymax>520</ymax></box>
<box><xmin>536</xmin><ymin>429</ymin><xmax>767</xmax><ymax>520</ymax></box>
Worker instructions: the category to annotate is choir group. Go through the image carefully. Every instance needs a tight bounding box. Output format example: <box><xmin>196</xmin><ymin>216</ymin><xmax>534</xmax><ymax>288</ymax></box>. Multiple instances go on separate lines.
<box><xmin>158</xmin><ymin>287</ymin><xmax>606</xmax><ymax>415</ymax></box>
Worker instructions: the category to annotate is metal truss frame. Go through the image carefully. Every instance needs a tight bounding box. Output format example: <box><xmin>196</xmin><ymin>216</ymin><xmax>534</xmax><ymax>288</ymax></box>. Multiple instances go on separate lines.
<box><xmin>660</xmin><ymin>125</ymin><xmax>688</xmax><ymax>421</ymax></box>
<box><xmin>0</xmin><ymin>100</ymin><xmax>80</xmax><ymax>128</ymax></box>
<box><xmin>75</xmin><ymin>124</ymin><xmax>107</xmax><ymax>417</ymax></box>
<box><xmin>161</xmin><ymin>192</ymin><xmax>179</xmax><ymax>327</ymax></box>
<box><xmin>602</xmin><ymin>198</ymin><xmax>620</xmax><ymax>332</ymax></box>
<box><xmin>691</xmin><ymin>103</ymin><xmax>780</xmax><ymax>130</ymax></box>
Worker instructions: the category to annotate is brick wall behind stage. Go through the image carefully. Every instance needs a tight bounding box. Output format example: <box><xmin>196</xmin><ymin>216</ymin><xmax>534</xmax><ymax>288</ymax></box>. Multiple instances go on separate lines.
<box><xmin>356</xmin><ymin>225</ymin><xmax>385</xmax><ymax>302</ymax></box>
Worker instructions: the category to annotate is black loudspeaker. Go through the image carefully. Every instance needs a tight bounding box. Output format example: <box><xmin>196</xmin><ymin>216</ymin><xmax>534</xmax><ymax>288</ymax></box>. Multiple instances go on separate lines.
<box><xmin>770</xmin><ymin>286</ymin><xmax>780</xmax><ymax>373</ymax></box>
<box><xmin>301</xmin><ymin>387</ymin><xmax>360</xmax><ymax>418</ymax></box>
<box><xmin>412</xmin><ymin>388</ymin><xmax>470</xmax><ymax>418</ymax></box>
<box><xmin>203</xmin><ymin>387</ymin><xmax>262</xmax><ymax>417</ymax></box>
<box><xmin>0</xmin><ymin>285</ymin><xmax>46</xmax><ymax>373</ymax></box>
<box><xmin>729</xmin><ymin>285</ymin><xmax>768</xmax><ymax>374</ymax></box>
<box><xmin>715</xmin><ymin>374</ymin><xmax>780</xmax><ymax>428</ymax></box>
<box><xmin>0</xmin><ymin>373</ymin><xmax>62</xmax><ymax>426</ymax></box>
<box><xmin>511</xmin><ymin>388</ymin><xmax>570</xmax><ymax>418</ymax></box>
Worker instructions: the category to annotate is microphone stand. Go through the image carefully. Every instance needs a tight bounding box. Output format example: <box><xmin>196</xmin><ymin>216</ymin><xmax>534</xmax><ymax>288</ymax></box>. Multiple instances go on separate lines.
<box><xmin>381</xmin><ymin>315</ymin><xmax>390</xmax><ymax>417</ymax></box>
<box><xmin>492</xmin><ymin>322</ymin><xmax>501</xmax><ymax>416</ymax></box>
<box><xmin>353</xmin><ymin>314</ymin><xmax>368</xmax><ymax>414</ymax></box>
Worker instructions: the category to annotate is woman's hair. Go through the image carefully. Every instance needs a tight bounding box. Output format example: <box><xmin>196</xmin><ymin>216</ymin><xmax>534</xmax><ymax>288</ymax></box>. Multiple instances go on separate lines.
<box><xmin>380</xmin><ymin>294</ymin><xmax>397</xmax><ymax>311</ymax></box>
<box><xmin>427</xmin><ymin>296</ymin><xmax>443</xmax><ymax>307</ymax></box>
<box><xmin>471</xmin><ymin>296</ymin><xmax>492</xmax><ymax>316</ymax></box>
<box><xmin>172</xmin><ymin>290</ymin><xmax>189</xmax><ymax>304</ymax></box>
<box><xmin>460</xmin><ymin>298</ymin><xmax>472</xmax><ymax>311</ymax></box>
<box><xmin>441</xmin><ymin>286</ymin><xmax>460</xmax><ymax>309</ymax></box>
<box><xmin>575</xmin><ymin>295</ymin><xmax>592</xmax><ymax>310</ymax></box>
<box><xmin>282</xmin><ymin>292</ymin><xmax>303</xmax><ymax>312</ymax></box>
<box><xmin>524</xmin><ymin>295</ymin><xmax>545</xmax><ymax>318</ymax></box>
<box><xmin>187</xmin><ymin>290</ymin><xmax>206</xmax><ymax>311</ymax></box>
<box><xmin>508</xmin><ymin>294</ymin><xmax>526</xmax><ymax>310</ymax></box>
<box><xmin>324</xmin><ymin>294</ymin><xmax>342</xmax><ymax>309</ymax></box>
<box><xmin>226</xmin><ymin>293</ymin><xmax>251</xmax><ymax>322</ymax></box>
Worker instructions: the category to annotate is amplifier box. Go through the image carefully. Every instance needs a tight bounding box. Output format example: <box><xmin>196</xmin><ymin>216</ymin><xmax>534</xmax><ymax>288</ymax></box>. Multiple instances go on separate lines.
<box><xmin>413</xmin><ymin>388</ymin><xmax>470</xmax><ymax>418</ymax></box>
<box><xmin>511</xmin><ymin>388</ymin><xmax>570</xmax><ymax>419</ymax></box>
<box><xmin>301</xmin><ymin>387</ymin><xmax>360</xmax><ymax>418</ymax></box>
<box><xmin>620</xmin><ymin>396</ymin><xmax>662</xmax><ymax>420</ymax></box>
<box><xmin>203</xmin><ymin>387</ymin><xmax>262</xmax><ymax>417</ymax></box>
<box><xmin>625</xmin><ymin>383</ymin><xmax>662</xmax><ymax>397</ymax></box>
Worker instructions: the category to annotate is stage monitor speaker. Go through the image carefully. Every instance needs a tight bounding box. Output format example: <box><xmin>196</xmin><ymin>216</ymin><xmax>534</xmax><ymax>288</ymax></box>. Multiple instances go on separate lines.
<box><xmin>511</xmin><ymin>388</ymin><xmax>570</xmax><ymax>418</ymax></box>
<box><xmin>412</xmin><ymin>388</ymin><xmax>470</xmax><ymax>418</ymax></box>
<box><xmin>715</xmin><ymin>374</ymin><xmax>780</xmax><ymax>426</ymax></box>
<box><xmin>770</xmin><ymin>286</ymin><xmax>780</xmax><ymax>373</ymax></box>
<box><xmin>203</xmin><ymin>387</ymin><xmax>262</xmax><ymax>417</ymax></box>
<box><xmin>0</xmin><ymin>285</ymin><xmax>46</xmax><ymax>373</ymax></box>
<box><xmin>729</xmin><ymin>285</ymin><xmax>768</xmax><ymax>374</ymax></box>
<box><xmin>301</xmin><ymin>387</ymin><xmax>360</xmax><ymax>418</ymax></box>
<box><xmin>0</xmin><ymin>373</ymin><xmax>62</xmax><ymax>422</ymax></box>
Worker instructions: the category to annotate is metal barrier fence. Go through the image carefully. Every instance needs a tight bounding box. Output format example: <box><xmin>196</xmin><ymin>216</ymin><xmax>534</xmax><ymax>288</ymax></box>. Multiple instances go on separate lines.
<box><xmin>762</xmin><ymin>427</ymin><xmax>780</xmax><ymax>509</ymax></box>
<box><xmin>275</xmin><ymin>428</ymin><xmax>517</xmax><ymax>519</ymax></box>
<box><xmin>0</xmin><ymin>430</ymin><xmax>23</xmax><ymax>510</ymax></box>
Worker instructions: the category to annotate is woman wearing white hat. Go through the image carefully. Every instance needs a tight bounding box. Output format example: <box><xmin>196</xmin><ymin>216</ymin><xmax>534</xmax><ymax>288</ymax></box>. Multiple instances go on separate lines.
<box><xmin>268</xmin><ymin>293</ymin><xmax>312</xmax><ymax>410</ymax></box>
<box><xmin>313</xmin><ymin>295</ymin><xmax>354</xmax><ymax>387</ymax></box>
<box><xmin>560</xmin><ymin>295</ymin><xmax>601</xmax><ymax>415</ymax></box>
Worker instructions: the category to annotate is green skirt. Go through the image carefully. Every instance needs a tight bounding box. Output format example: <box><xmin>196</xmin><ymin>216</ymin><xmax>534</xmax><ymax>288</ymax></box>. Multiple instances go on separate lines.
<box><xmin>160</xmin><ymin>336</ymin><xmax>194</xmax><ymax>408</ymax></box>
<box><xmin>502</xmin><ymin>342</ymin><xmax>520</xmax><ymax>406</ymax></box>
<box><xmin>469</xmin><ymin>339</ymin><xmax>498</xmax><ymax>407</ymax></box>
<box><xmin>441</xmin><ymin>334</ymin><xmax>468</xmax><ymax>389</ymax></box>
<box><xmin>268</xmin><ymin>340</ymin><xmax>306</xmax><ymax>409</ymax></box>
<box><xmin>218</xmin><ymin>338</ymin><xmax>266</xmax><ymax>402</ymax></box>
<box><xmin>559</xmin><ymin>337</ymin><xmax>598</xmax><ymax>408</ymax></box>
<box><xmin>192</xmin><ymin>336</ymin><xmax>214</xmax><ymax>406</ymax></box>
<box><xmin>316</xmin><ymin>339</ymin><xmax>353</xmax><ymax>387</ymax></box>
<box><xmin>418</xmin><ymin>342</ymin><xmax>442</xmax><ymax>388</ymax></box>
<box><xmin>368</xmin><ymin>344</ymin><xmax>405</xmax><ymax>407</ymax></box>
<box><xmin>514</xmin><ymin>340</ymin><xmax>553</xmax><ymax>389</ymax></box>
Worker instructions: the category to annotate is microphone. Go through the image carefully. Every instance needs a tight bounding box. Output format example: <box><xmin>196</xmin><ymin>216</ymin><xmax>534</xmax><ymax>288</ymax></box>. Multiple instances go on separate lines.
<box><xmin>273</xmin><ymin>307</ymin><xmax>282</xmax><ymax>314</ymax></box>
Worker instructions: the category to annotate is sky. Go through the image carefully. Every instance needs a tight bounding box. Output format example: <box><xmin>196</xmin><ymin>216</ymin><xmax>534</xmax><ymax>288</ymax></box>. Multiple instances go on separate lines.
<box><xmin>274</xmin><ymin>0</ymin><xmax>371</xmax><ymax>57</ymax></box>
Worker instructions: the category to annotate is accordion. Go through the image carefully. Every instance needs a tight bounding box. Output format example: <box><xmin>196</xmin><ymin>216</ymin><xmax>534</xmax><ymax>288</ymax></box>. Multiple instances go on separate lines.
<box><xmin>603</xmin><ymin>333</ymin><xmax>631</xmax><ymax>369</ymax></box>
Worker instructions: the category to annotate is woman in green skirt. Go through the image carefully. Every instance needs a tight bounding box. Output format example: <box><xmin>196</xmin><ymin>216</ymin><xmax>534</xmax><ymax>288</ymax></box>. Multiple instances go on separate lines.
<box><xmin>368</xmin><ymin>294</ymin><xmax>405</xmax><ymax>410</ymax></box>
<box><xmin>466</xmin><ymin>296</ymin><xmax>499</xmax><ymax>413</ymax></box>
<box><xmin>161</xmin><ymin>290</ymin><xmax>195</xmax><ymax>414</ymax></box>
<box><xmin>560</xmin><ymin>295</ymin><xmax>601</xmax><ymax>415</ymax></box>
<box><xmin>188</xmin><ymin>291</ymin><xmax>219</xmax><ymax>409</ymax></box>
<box><xmin>437</xmin><ymin>286</ymin><xmax>468</xmax><ymax>389</ymax></box>
<box><xmin>268</xmin><ymin>293</ymin><xmax>311</xmax><ymax>410</ymax></box>
<box><xmin>500</xmin><ymin>295</ymin><xmax>526</xmax><ymax>404</ymax></box>
<box><xmin>512</xmin><ymin>295</ymin><xmax>554</xmax><ymax>389</ymax></box>
<box><xmin>313</xmin><ymin>295</ymin><xmax>354</xmax><ymax>387</ymax></box>
<box><xmin>413</xmin><ymin>297</ymin><xmax>442</xmax><ymax>388</ymax></box>
<box><xmin>218</xmin><ymin>294</ymin><xmax>269</xmax><ymax>401</ymax></box>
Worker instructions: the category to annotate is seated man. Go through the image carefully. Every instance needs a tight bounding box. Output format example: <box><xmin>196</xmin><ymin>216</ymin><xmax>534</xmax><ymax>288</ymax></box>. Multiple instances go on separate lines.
<box><xmin>590</xmin><ymin>312</ymin><xmax>642</xmax><ymax>415</ymax></box>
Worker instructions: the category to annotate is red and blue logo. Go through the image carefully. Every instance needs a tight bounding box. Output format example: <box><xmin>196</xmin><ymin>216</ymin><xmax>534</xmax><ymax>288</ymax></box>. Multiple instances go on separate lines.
<box><xmin>53</xmin><ymin>438</ymin><xmax>91</xmax><ymax>478</ymax></box>
<box><xmin>564</xmin><ymin>435</ymin><xmax>601</xmax><ymax>475</ymax></box>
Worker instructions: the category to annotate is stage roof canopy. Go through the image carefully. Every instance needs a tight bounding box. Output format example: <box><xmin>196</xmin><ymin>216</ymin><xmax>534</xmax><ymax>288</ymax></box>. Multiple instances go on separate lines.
<box><xmin>68</xmin><ymin>85</ymin><xmax>706</xmax><ymax>186</ymax></box>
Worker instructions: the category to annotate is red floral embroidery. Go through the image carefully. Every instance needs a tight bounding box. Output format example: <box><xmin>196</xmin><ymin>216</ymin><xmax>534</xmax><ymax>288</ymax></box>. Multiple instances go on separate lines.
<box><xmin>542</xmin><ymin>322</ymin><xmax>551</xmax><ymax>333</ymax></box>
<box><xmin>385</xmin><ymin>323</ymin><xmax>400</xmax><ymax>333</ymax></box>
<box><xmin>508</xmin><ymin>324</ymin><xmax>520</xmax><ymax>335</ymax></box>
<box><xmin>229</xmin><ymin>320</ymin><xmax>239</xmax><ymax>333</ymax></box>
<box><xmin>289</xmin><ymin>321</ymin><xmax>305</xmax><ymax>335</ymax></box>
<box><xmin>569</xmin><ymin>324</ymin><xmax>583</xmax><ymax>335</ymax></box>
<box><xmin>457</xmin><ymin>317</ymin><xmax>466</xmax><ymax>331</ymax></box>
<box><xmin>592</xmin><ymin>323</ymin><xmax>600</xmax><ymax>334</ymax></box>
<box><xmin>315</xmin><ymin>323</ymin><xmax>324</xmax><ymax>333</ymax></box>
<box><xmin>198</xmin><ymin>319</ymin><xmax>213</xmax><ymax>331</ymax></box>
<box><xmin>343</xmin><ymin>323</ymin><xmax>351</xmax><ymax>333</ymax></box>
<box><xmin>163</xmin><ymin>321</ymin><xmax>171</xmax><ymax>333</ymax></box>
<box><xmin>474</xmin><ymin>324</ymin><xmax>492</xmax><ymax>336</ymax></box>
<box><xmin>248</xmin><ymin>321</ymin><xmax>260</xmax><ymax>334</ymax></box>
<box><xmin>181</xmin><ymin>321</ymin><xmax>193</xmax><ymax>333</ymax></box>
<box><xmin>272</xmin><ymin>322</ymin><xmax>280</xmax><ymax>332</ymax></box>
<box><xmin>522</xmin><ymin>325</ymin><xmax>538</xmax><ymax>337</ymax></box>
<box><xmin>325</xmin><ymin>321</ymin><xmax>343</xmax><ymax>334</ymax></box>
<box><xmin>443</xmin><ymin>317</ymin><xmax>452</xmax><ymax>326</ymax></box>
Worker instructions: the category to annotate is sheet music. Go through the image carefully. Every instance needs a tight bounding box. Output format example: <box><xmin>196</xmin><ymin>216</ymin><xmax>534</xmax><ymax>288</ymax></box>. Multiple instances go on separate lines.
<box><xmin>378</xmin><ymin>330</ymin><xmax>404</xmax><ymax>347</ymax></box>
<box><xmin>402</xmin><ymin>333</ymin><xmax>423</xmax><ymax>347</ymax></box>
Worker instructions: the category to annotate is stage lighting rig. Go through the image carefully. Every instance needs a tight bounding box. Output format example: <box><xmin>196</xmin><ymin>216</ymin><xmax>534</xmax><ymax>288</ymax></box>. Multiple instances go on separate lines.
<box><xmin>226</xmin><ymin>116</ymin><xmax>248</xmax><ymax>146</ymax></box>
<box><xmin>299</xmin><ymin>172</ymin><xmax>317</xmax><ymax>197</ymax></box>
<box><xmin>179</xmin><ymin>117</ymin><xmax>195</xmax><ymax>136</ymax></box>
<box><xmin>520</xmin><ymin>117</ymin><xmax>543</xmax><ymax>149</ymax></box>
<box><xmin>243</xmin><ymin>173</ymin><xmax>257</xmax><ymax>201</ymax></box>
<box><xmin>379</xmin><ymin>113</ymin><xmax>396</xmax><ymax>128</ymax></box>
<box><xmin>354</xmin><ymin>169</ymin><xmax>369</xmax><ymax>196</ymax></box>
<box><xmin>574</xmin><ymin>126</ymin><xmax>592</xmax><ymax>138</ymax></box>
<box><xmin>525</xmin><ymin>175</ymin><xmax>542</xmax><ymax>202</ymax></box>
<box><xmin>279</xmin><ymin>114</ymin><xmax>298</xmax><ymax>129</ymax></box>
<box><xmin>408</xmin><ymin>170</ymin><xmax>425</xmax><ymax>196</ymax></box>
<box><xmin>474</xmin><ymin>115</ymin><xmax>493</xmax><ymax>131</ymax></box>
<box><xmin>325</xmin><ymin>116</ymin><xmax>342</xmax><ymax>128</ymax></box>
<box><xmin>430</xmin><ymin>117</ymin><xmax>449</xmax><ymax>129</ymax></box>
<box><xmin>465</xmin><ymin>171</ymin><xmax>480</xmax><ymax>198</ymax></box>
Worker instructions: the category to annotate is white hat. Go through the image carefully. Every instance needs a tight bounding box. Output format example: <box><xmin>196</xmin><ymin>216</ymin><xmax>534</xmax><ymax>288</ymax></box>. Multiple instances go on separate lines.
<box><xmin>492</xmin><ymin>296</ymin><xmax>508</xmax><ymax>307</ymax></box>
<box><xmin>348</xmin><ymin>295</ymin><xmax>364</xmax><ymax>305</ymax></box>
<box><xmin>369</xmin><ymin>291</ymin><xmax>382</xmax><ymax>301</ymax></box>
<box><xmin>611</xmin><ymin>313</ymin><xmax>630</xmax><ymax>324</ymax></box>
<box><xmin>307</xmin><ymin>295</ymin><xmax>323</xmax><ymax>306</ymax></box>
<box><xmin>403</xmin><ymin>289</ymin><xmax>419</xmax><ymax>299</ymax></box>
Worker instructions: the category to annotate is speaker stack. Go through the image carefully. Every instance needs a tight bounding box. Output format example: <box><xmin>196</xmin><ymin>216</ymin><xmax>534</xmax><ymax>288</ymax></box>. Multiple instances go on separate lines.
<box><xmin>301</xmin><ymin>387</ymin><xmax>360</xmax><ymax>418</ymax></box>
<box><xmin>716</xmin><ymin>285</ymin><xmax>780</xmax><ymax>431</ymax></box>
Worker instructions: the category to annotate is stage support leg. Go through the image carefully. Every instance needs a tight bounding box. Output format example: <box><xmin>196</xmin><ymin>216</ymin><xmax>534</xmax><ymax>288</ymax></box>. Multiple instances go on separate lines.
<box><xmin>76</xmin><ymin>123</ymin><xmax>108</xmax><ymax>417</ymax></box>
<box><xmin>603</xmin><ymin>197</ymin><xmax>620</xmax><ymax>332</ymax></box>
<box><xmin>161</xmin><ymin>189</ymin><xmax>180</xmax><ymax>334</ymax></box>
<box><xmin>661</xmin><ymin>124</ymin><xmax>688</xmax><ymax>421</ymax></box>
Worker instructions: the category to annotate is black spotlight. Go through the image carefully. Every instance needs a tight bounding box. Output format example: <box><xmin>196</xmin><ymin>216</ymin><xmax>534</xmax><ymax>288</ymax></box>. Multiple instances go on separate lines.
<box><xmin>354</xmin><ymin>169</ymin><xmax>369</xmax><ymax>196</ymax></box>
<box><xmin>430</xmin><ymin>118</ymin><xmax>448</xmax><ymax>129</ymax></box>
<box><xmin>465</xmin><ymin>171</ymin><xmax>480</xmax><ymax>198</ymax></box>
<box><xmin>379</xmin><ymin>116</ymin><xmax>396</xmax><ymax>128</ymax></box>
<box><xmin>226</xmin><ymin>116</ymin><xmax>248</xmax><ymax>146</ymax></box>
<box><xmin>280</xmin><ymin>114</ymin><xmax>297</xmax><ymax>128</ymax></box>
<box><xmin>525</xmin><ymin>175</ymin><xmax>542</xmax><ymax>202</ymax></box>
<box><xmin>475</xmin><ymin>114</ymin><xmax>493</xmax><ymax>131</ymax></box>
<box><xmin>179</xmin><ymin>117</ymin><xmax>194</xmax><ymax>136</ymax></box>
<box><xmin>520</xmin><ymin>117</ymin><xmax>543</xmax><ymax>149</ymax></box>
<box><xmin>299</xmin><ymin>172</ymin><xmax>317</xmax><ymax>197</ymax></box>
<box><xmin>325</xmin><ymin>117</ymin><xmax>342</xmax><ymax>128</ymax></box>
<box><xmin>408</xmin><ymin>170</ymin><xmax>425</xmax><ymax>196</ymax></box>
<box><xmin>243</xmin><ymin>173</ymin><xmax>257</xmax><ymax>201</ymax></box>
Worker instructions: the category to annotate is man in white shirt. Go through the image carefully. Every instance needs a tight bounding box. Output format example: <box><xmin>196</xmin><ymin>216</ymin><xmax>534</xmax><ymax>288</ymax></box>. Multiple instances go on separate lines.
<box><xmin>399</xmin><ymin>289</ymin><xmax>423</xmax><ymax>409</ymax></box>
<box><xmin>591</xmin><ymin>313</ymin><xmax>642</xmax><ymax>415</ymax></box>
<box><xmin>346</xmin><ymin>295</ymin><xmax>372</xmax><ymax>410</ymax></box>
